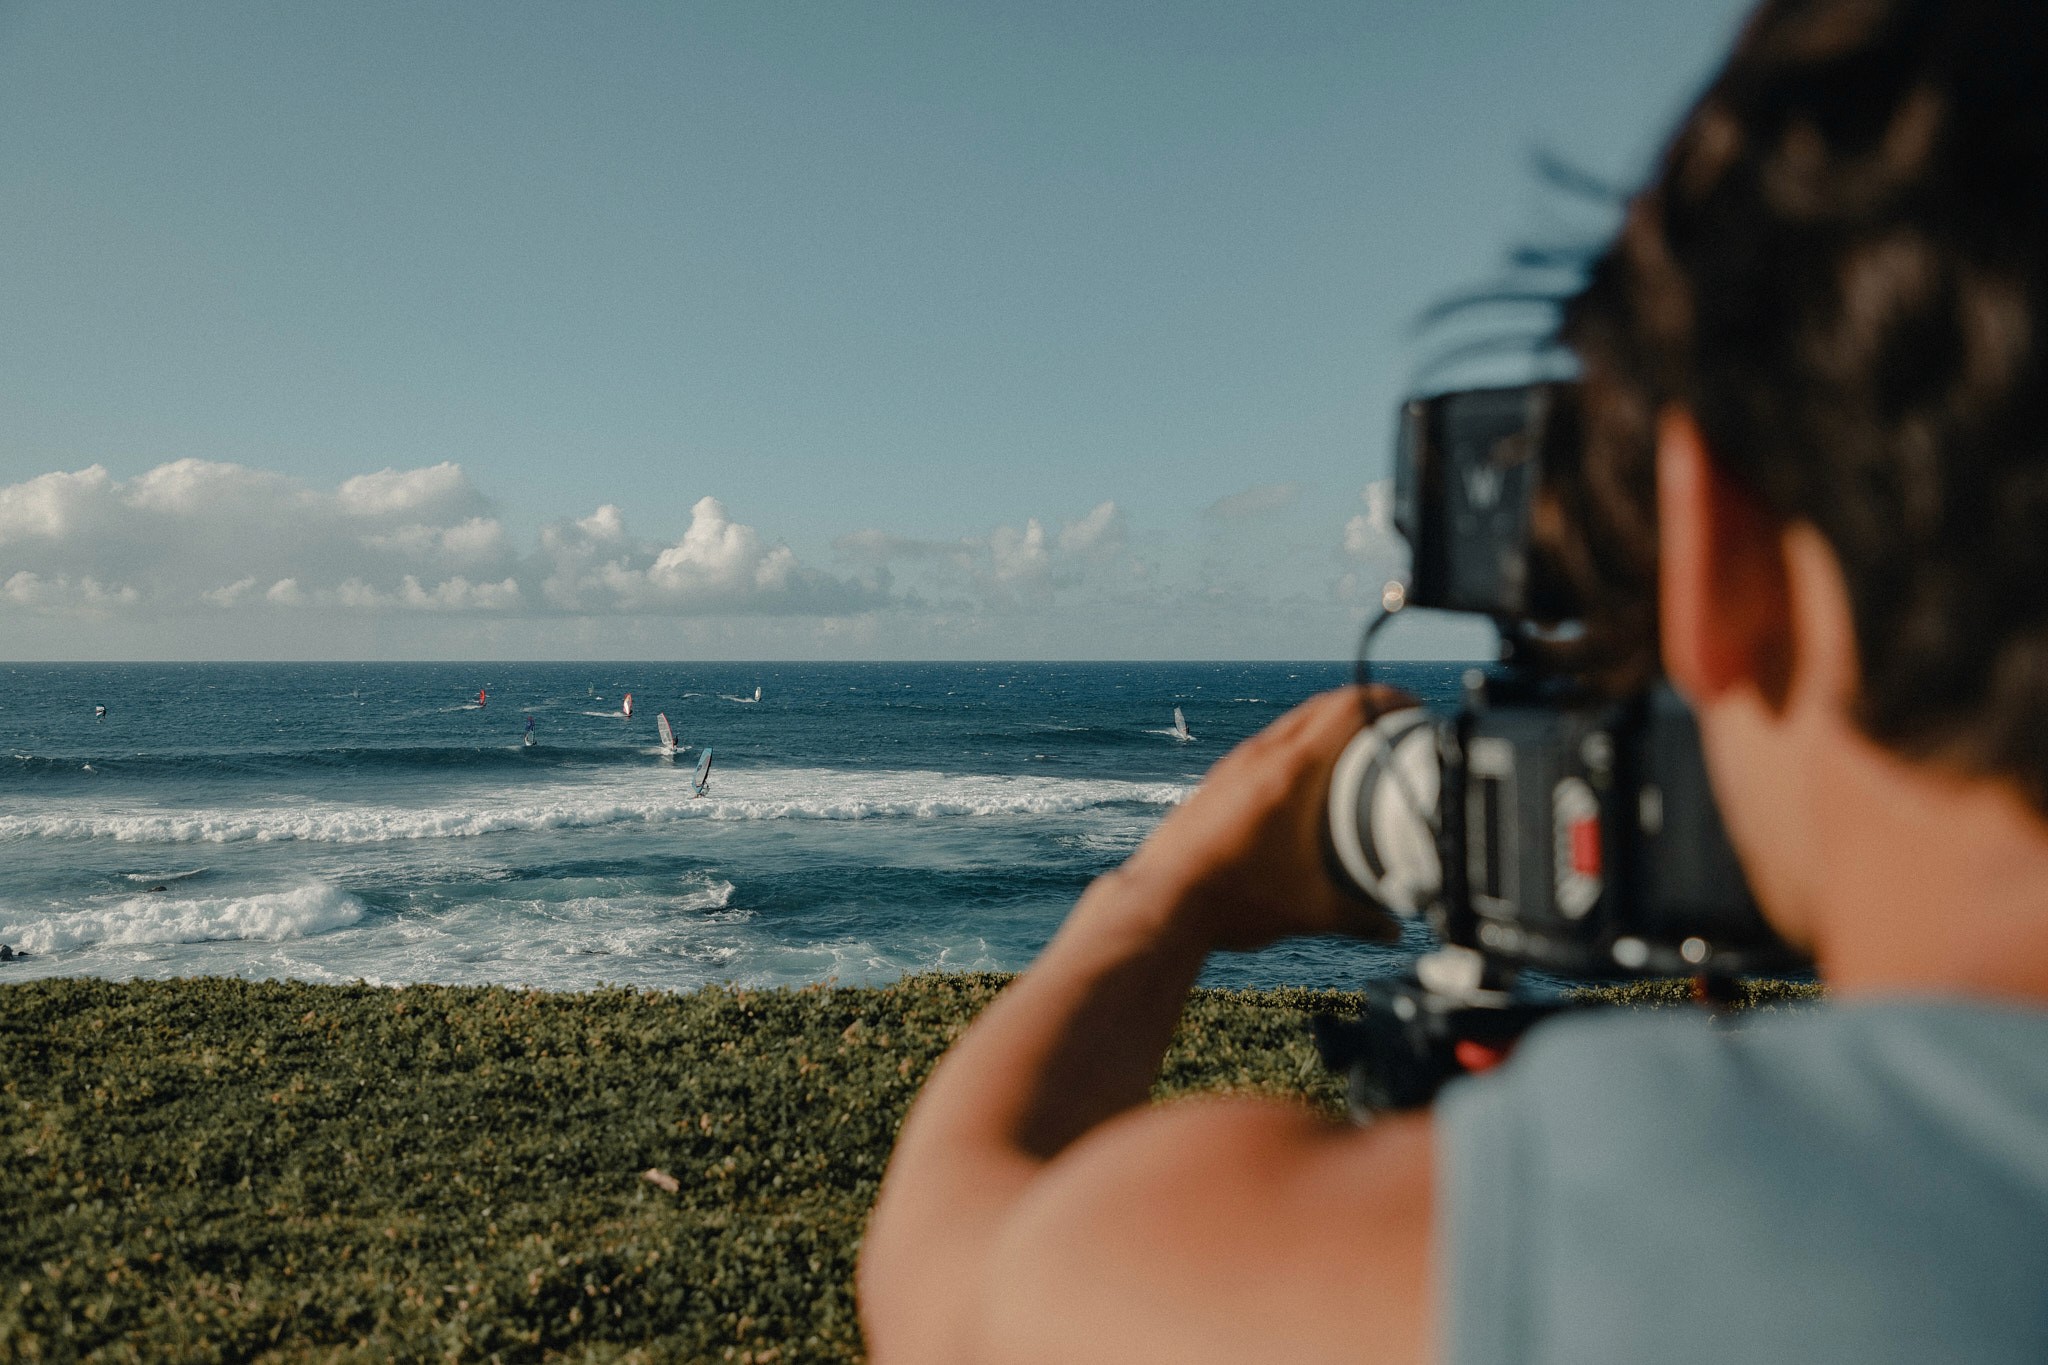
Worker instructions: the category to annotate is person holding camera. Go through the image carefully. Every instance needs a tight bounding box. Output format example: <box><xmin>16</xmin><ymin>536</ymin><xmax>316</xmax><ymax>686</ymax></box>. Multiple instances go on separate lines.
<box><xmin>859</xmin><ymin>2</ymin><xmax>2048</xmax><ymax>1361</ymax></box>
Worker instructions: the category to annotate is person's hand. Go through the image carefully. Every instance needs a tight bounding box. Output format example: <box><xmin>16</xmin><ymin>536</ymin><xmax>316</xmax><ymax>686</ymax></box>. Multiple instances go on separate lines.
<box><xmin>1119</xmin><ymin>685</ymin><xmax>1414</xmax><ymax>952</ymax></box>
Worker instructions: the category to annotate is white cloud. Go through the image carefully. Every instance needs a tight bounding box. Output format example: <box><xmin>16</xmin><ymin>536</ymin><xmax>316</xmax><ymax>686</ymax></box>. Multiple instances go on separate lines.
<box><xmin>534</xmin><ymin>496</ymin><xmax>864</xmax><ymax>615</ymax></box>
<box><xmin>0</xmin><ymin>460</ymin><xmax>1487</xmax><ymax>660</ymax></box>
<box><xmin>576</xmin><ymin>505</ymin><xmax>624</xmax><ymax>541</ymax></box>
<box><xmin>650</xmin><ymin>497</ymin><xmax>779</xmax><ymax>591</ymax></box>
<box><xmin>1334</xmin><ymin>479</ymin><xmax>1416</xmax><ymax>615</ymax></box>
<box><xmin>334</xmin><ymin>578</ymin><xmax>382</xmax><ymax>610</ymax></box>
<box><xmin>363</xmin><ymin>516</ymin><xmax>510</xmax><ymax>565</ymax></box>
<box><xmin>336</xmin><ymin>462</ymin><xmax>478</xmax><ymax>518</ymax></box>
<box><xmin>1204</xmin><ymin>482</ymin><xmax>1302</xmax><ymax>521</ymax></box>
<box><xmin>0</xmin><ymin>460</ymin><xmax>868</xmax><ymax>625</ymax></box>
<box><xmin>1057</xmin><ymin>500</ymin><xmax>1126</xmax><ymax>557</ymax></box>
<box><xmin>203</xmin><ymin>577</ymin><xmax>259</xmax><ymax>608</ymax></box>
<box><xmin>837</xmin><ymin>500</ymin><xmax>1136</xmax><ymax>609</ymax></box>
<box><xmin>536</xmin><ymin>505</ymin><xmax>619</xmax><ymax>609</ymax></box>
<box><xmin>1343</xmin><ymin>480</ymin><xmax>1399</xmax><ymax>560</ymax></box>
<box><xmin>0</xmin><ymin>465</ymin><xmax>115</xmax><ymax>544</ymax></box>
<box><xmin>368</xmin><ymin>574</ymin><xmax>523</xmax><ymax>612</ymax></box>
<box><xmin>3</xmin><ymin>571</ymin><xmax>139</xmax><ymax>613</ymax></box>
<box><xmin>124</xmin><ymin>458</ymin><xmax>298</xmax><ymax>518</ymax></box>
<box><xmin>412</xmin><ymin>575</ymin><xmax>521</xmax><ymax>611</ymax></box>
<box><xmin>989</xmin><ymin>518</ymin><xmax>1049</xmax><ymax>582</ymax></box>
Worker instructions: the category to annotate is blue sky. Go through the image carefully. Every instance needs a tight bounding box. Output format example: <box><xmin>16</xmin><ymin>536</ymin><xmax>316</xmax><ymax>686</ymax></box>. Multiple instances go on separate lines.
<box><xmin>0</xmin><ymin>0</ymin><xmax>1753</xmax><ymax>660</ymax></box>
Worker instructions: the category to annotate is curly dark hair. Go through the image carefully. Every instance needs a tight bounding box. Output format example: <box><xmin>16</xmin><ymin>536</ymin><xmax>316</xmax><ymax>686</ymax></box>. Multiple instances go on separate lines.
<box><xmin>1563</xmin><ymin>0</ymin><xmax>2048</xmax><ymax>810</ymax></box>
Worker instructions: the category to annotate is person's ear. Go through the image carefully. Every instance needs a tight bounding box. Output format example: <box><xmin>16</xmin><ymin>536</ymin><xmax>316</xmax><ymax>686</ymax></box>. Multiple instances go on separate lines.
<box><xmin>1656</xmin><ymin>407</ymin><xmax>1793</xmax><ymax>709</ymax></box>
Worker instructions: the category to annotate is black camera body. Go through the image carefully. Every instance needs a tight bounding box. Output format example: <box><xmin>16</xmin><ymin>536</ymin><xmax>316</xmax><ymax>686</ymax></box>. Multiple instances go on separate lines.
<box><xmin>1316</xmin><ymin>384</ymin><xmax>1808</xmax><ymax>1115</ymax></box>
<box><xmin>1434</xmin><ymin>672</ymin><xmax>1794</xmax><ymax>981</ymax></box>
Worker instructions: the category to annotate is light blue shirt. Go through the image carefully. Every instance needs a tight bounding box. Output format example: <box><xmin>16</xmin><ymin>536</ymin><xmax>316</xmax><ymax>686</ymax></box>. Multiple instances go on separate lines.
<box><xmin>1439</xmin><ymin>998</ymin><xmax>2048</xmax><ymax>1364</ymax></box>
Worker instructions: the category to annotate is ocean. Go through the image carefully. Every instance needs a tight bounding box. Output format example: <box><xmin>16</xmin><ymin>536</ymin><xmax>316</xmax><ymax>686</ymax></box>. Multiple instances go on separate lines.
<box><xmin>0</xmin><ymin>661</ymin><xmax>1471</xmax><ymax>993</ymax></box>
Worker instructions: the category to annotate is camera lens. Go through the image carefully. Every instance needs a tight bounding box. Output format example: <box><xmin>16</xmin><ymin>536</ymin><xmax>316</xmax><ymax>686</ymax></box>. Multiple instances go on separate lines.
<box><xmin>1326</xmin><ymin>708</ymin><xmax>1443</xmax><ymax>916</ymax></box>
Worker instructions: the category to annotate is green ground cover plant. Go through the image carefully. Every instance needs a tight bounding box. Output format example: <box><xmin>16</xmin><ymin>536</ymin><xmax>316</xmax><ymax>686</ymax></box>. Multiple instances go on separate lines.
<box><xmin>0</xmin><ymin>975</ymin><xmax>1364</xmax><ymax>1363</ymax></box>
<box><xmin>0</xmin><ymin>973</ymin><xmax>1814</xmax><ymax>1363</ymax></box>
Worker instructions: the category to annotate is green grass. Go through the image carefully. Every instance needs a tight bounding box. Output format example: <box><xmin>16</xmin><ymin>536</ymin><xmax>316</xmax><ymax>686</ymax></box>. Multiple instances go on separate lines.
<box><xmin>0</xmin><ymin>974</ymin><xmax>1369</xmax><ymax>1363</ymax></box>
<box><xmin>0</xmin><ymin>972</ymin><xmax>1813</xmax><ymax>1362</ymax></box>
<box><xmin>1575</xmin><ymin>977</ymin><xmax>1822</xmax><ymax>1010</ymax></box>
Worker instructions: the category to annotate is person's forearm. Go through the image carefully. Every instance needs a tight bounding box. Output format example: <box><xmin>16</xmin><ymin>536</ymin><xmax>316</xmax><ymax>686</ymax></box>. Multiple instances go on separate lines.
<box><xmin>859</xmin><ymin>864</ymin><xmax>1213</xmax><ymax>1360</ymax></box>
<box><xmin>859</xmin><ymin>688</ymin><xmax>1383</xmax><ymax>1363</ymax></box>
<box><xmin>908</xmin><ymin>863</ymin><xmax>1210</xmax><ymax>1157</ymax></box>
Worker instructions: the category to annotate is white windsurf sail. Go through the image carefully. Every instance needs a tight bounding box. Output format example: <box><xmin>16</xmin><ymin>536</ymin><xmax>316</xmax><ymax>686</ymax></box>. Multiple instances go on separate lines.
<box><xmin>523</xmin><ymin>715</ymin><xmax>536</xmax><ymax>748</ymax></box>
<box><xmin>657</xmin><ymin>712</ymin><xmax>677</xmax><ymax>753</ymax></box>
<box><xmin>622</xmin><ymin>692</ymin><xmax>635</xmax><ymax>719</ymax></box>
<box><xmin>692</xmin><ymin>748</ymin><xmax>713</xmax><ymax>797</ymax></box>
<box><xmin>753</xmin><ymin>685</ymin><xmax>761</xmax><ymax>703</ymax></box>
<box><xmin>1172</xmin><ymin>706</ymin><xmax>1191</xmax><ymax>742</ymax></box>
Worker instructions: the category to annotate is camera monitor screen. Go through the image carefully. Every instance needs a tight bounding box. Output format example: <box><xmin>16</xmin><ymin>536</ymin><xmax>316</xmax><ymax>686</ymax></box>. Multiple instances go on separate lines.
<box><xmin>1395</xmin><ymin>384</ymin><xmax>1560</xmax><ymax>619</ymax></box>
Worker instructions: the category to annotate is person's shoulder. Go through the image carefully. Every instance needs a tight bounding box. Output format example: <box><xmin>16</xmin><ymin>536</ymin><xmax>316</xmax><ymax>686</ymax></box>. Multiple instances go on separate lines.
<box><xmin>1435</xmin><ymin>995</ymin><xmax>2048</xmax><ymax>1364</ymax></box>
<box><xmin>1444</xmin><ymin>992</ymin><xmax>2048</xmax><ymax>1157</ymax></box>
<box><xmin>1510</xmin><ymin>993</ymin><xmax>2048</xmax><ymax>1081</ymax></box>
<box><xmin>977</xmin><ymin>1097</ymin><xmax>1434</xmax><ymax>1365</ymax></box>
<box><xmin>1450</xmin><ymin>998</ymin><xmax>1748</xmax><ymax>1118</ymax></box>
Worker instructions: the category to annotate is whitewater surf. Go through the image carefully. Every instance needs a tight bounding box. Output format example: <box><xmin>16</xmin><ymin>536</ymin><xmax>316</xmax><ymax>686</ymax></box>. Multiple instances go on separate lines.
<box><xmin>0</xmin><ymin>661</ymin><xmax>1465</xmax><ymax>993</ymax></box>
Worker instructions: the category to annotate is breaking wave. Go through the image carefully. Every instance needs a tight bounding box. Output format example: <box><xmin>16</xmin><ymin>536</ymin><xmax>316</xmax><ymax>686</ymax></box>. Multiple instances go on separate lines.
<box><xmin>1</xmin><ymin>882</ymin><xmax>366</xmax><ymax>954</ymax></box>
<box><xmin>0</xmin><ymin>769</ymin><xmax>1190</xmax><ymax>846</ymax></box>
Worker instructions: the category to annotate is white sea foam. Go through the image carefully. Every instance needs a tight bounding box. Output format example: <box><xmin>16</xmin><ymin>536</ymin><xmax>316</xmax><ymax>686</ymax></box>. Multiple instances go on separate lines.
<box><xmin>121</xmin><ymin>867</ymin><xmax>208</xmax><ymax>883</ymax></box>
<box><xmin>270</xmin><ymin>872</ymin><xmax>771</xmax><ymax>992</ymax></box>
<box><xmin>2</xmin><ymin>882</ymin><xmax>365</xmax><ymax>954</ymax></box>
<box><xmin>674</xmin><ymin>878</ymin><xmax>736</xmax><ymax>912</ymax></box>
<box><xmin>0</xmin><ymin>768</ymin><xmax>1190</xmax><ymax>846</ymax></box>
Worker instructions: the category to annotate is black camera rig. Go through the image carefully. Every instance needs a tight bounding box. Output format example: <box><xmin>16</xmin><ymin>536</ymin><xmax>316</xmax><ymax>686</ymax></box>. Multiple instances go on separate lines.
<box><xmin>1315</xmin><ymin>383</ymin><xmax>1809</xmax><ymax>1119</ymax></box>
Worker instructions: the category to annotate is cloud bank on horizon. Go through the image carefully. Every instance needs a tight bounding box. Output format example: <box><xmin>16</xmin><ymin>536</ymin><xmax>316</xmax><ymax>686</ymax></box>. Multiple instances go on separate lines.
<box><xmin>0</xmin><ymin>456</ymin><xmax>1469</xmax><ymax>660</ymax></box>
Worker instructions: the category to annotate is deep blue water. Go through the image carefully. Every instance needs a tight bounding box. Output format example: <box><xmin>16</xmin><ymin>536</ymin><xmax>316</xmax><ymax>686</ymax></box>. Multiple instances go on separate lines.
<box><xmin>0</xmin><ymin>662</ymin><xmax>1470</xmax><ymax>992</ymax></box>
